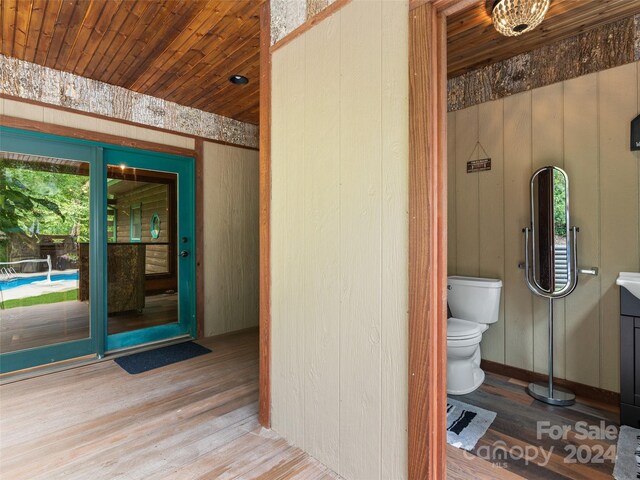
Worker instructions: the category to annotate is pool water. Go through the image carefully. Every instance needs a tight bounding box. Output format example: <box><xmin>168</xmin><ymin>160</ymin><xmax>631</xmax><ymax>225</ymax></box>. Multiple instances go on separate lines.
<box><xmin>0</xmin><ymin>272</ymin><xmax>79</xmax><ymax>290</ymax></box>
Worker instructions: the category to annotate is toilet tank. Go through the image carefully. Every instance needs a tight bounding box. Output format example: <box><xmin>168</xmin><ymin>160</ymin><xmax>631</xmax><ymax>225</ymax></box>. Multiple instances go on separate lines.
<box><xmin>447</xmin><ymin>276</ymin><xmax>503</xmax><ymax>325</ymax></box>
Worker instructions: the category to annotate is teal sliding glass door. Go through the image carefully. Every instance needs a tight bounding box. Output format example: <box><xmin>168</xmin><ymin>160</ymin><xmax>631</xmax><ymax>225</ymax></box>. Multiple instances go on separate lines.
<box><xmin>0</xmin><ymin>127</ymin><xmax>195</xmax><ymax>373</ymax></box>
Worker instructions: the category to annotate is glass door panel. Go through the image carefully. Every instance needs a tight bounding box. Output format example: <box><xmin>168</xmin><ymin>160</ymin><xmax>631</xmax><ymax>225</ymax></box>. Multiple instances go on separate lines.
<box><xmin>104</xmin><ymin>150</ymin><xmax>194</xmax><ymax>351</ymax></box>
<box><xmin>106</xmin><ymin>166</ymin><xmax>178</xmax><ymax>336</ymax></box>
<box><xmin>0</xmin><ymin>126</ymin><xmax>195</xmax><ymax>372</ymax></box>
<box><xmin>0</xmin><ymin>151</ymin><xmax>92</xmax><ymax>355</ymax></box>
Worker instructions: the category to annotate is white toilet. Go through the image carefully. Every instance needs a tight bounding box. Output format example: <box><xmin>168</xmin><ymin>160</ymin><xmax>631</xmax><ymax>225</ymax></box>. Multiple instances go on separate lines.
<box><xmin>447</xmin><ymin>275</ymin><xmax>503</xmax><ymax>395</ymax></box>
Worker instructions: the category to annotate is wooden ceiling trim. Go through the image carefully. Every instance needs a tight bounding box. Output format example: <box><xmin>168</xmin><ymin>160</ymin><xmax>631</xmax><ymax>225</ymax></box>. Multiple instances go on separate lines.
<box><xmin>125</xmin><ymin>1</ymin><xmax>233</xmax><ymax>91</ymax></box>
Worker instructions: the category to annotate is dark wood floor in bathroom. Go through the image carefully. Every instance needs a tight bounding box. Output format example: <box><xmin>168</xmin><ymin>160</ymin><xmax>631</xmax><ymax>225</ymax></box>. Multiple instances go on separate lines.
<box><xmin>447</xmin><ymin>372</ymin><xmax>620</xmax><ymax>479</ymax></box>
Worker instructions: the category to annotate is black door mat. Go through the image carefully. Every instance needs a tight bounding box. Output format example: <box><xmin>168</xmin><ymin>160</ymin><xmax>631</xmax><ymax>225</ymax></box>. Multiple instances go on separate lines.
<box><xmin>114</xmin><ymin>341</ymin><xmax>211</xmax><ymax>374</ymax></box>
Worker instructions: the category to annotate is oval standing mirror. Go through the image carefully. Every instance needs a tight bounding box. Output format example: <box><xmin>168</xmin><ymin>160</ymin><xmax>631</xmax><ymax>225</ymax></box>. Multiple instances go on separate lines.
<box><xmin>524</xmin><ymin>166</ymin><xmax>580</xmax><ymax>407</ymax></box>
<box><xmin>150</xmin><ymin>213</ymin><xmax>161</xmax><ymax>239</ymax></box>
<box><xmin>530</xmin><ymin>166</ymin><xmax>570</xmax><ymax>294</ymax></box>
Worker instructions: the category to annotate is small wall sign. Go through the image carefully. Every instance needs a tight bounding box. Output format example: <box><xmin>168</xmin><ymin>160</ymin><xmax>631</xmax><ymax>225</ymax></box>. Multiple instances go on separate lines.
<box><xmin>467</xmin><ymin>158</ymin><xmax>491</xmax><ymax>173</ymax></box>
<box><xmin>632</xmin><ymin>114</ymin><xmax>640</xmax><ymax>151</ymax></box>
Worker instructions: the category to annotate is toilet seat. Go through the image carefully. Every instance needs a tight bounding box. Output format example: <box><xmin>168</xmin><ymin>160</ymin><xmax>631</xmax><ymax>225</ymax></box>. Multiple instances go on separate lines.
<box><xmin>447</xmin><ymin>317</ymin><xmax>482</xmax><ymax>339</ymax></box>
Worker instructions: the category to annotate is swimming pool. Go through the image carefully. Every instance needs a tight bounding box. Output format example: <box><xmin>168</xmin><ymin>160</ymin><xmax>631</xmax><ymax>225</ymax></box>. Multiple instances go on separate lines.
<box><xmin>0</xmin><ymin>272</ymin><xmax>79</xmax><ymax>290</ymax></box>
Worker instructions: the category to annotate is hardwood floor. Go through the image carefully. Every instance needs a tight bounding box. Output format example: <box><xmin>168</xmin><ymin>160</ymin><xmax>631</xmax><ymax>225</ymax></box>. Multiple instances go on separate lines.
<box><xmin>0</xmin><ymin>294</ymin><xmax>178</xmax><ymax>353</ymax></box>
<box><xmin>0</xmin><ymin>330</ymin><xmax>340</xmax><ymax>480</ymax></box>
<box><xmin>1</xmin><ymin>328</ymin><xmax>620</xmax><ymax>479</ymax></box>
<box><xmin>447</xmin><ymin>372</ymin><xmax>620</xmax><ymax>479</ymax></box>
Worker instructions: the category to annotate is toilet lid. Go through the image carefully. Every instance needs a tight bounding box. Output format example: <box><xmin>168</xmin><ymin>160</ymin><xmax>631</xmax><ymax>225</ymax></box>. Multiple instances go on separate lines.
<box><xmin>448</xmin><ymin>317</ymin><xmax>482</xmax><ymax>339</ymax></box>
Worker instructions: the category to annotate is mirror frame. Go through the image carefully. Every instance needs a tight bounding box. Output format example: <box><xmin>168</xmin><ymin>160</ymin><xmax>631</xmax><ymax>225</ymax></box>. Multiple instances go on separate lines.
<box><xmin>525</xmin><ymin>166</ymin><xmax>578</xmax><ymax>299</ymax></box>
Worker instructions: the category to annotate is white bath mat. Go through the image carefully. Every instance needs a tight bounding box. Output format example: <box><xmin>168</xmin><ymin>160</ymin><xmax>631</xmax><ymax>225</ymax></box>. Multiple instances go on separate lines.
<box><xmin>447</xmin><ymin>398</ymin><xmax>496</xmax><ymax>451</ymax></box>
<box><xmin>614</xmin><ymin>425</ymin><xmax>640</xmax><ymax>480</ymax></box>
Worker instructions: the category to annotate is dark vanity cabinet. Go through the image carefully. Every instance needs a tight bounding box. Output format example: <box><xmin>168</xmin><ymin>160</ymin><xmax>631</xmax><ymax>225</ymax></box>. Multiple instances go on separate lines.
<box><xmin>621</xmin><ymin>287</ymin><xmax>640</xmax><ymax>427</ymax></box>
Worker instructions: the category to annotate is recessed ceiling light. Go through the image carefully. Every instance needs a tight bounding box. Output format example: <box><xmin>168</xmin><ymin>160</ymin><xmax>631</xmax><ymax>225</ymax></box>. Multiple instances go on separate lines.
<box><xmin>229</xmin><ymin>74</ymin><xmax>249</xmax><ymax>85</ymax></box>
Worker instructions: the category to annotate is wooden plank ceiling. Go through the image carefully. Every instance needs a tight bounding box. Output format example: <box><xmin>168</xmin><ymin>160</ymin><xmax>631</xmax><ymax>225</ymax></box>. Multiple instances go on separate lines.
<box><xmin>448</xmin><ymin>0</ymin><xmax>640</xmax><ymax>78</ymax></box>
<box><xmin>2</xmin><ymin>0</ymin><xmax>640</xmax><ymax>123</ymax></box>
<box><xmin>0</xmin><ymin>0</ymin><xmax>261</xmax><ymax>124</ymax></box>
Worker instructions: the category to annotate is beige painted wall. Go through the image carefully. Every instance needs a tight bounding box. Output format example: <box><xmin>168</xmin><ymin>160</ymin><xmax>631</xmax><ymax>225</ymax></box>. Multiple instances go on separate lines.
<box><xmin>270</xmin><ymin>1</ymin><xmax>408</xmax><ymax>479</ymax></box>
<box><xmin>1</xmin><ymin>98</ymin><xmax>259</xmax><ymax>337</ymax></box>
<box><xmin>202</xmin><ymin>141</ymin><xmax>259</xmax><ymax>336</ymax></box>
<box><xmin>447</xmin><ymin>61</ymin><xmax>640</xmax><ymax>393</ymax></box>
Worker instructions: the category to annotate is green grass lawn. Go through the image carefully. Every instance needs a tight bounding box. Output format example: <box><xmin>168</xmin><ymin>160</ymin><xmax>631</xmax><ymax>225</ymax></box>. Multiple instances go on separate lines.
<box><xmin>0</xmin><ymin>290</ymin><xmax>78</xmax><ymax>309</ymax></box>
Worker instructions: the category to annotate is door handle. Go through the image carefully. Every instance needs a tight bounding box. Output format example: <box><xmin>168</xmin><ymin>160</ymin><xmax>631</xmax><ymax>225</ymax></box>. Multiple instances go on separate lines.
<box><xmin>180</xmin><ymin>250</ymin><xmax>189</xmax><ymax>258</ymax></box>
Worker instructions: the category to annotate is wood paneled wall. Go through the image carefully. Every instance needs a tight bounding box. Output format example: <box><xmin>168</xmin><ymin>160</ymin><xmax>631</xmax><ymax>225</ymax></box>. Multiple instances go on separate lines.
<box><xmin>447</xmin><ymin>61</ymin><xmax>640</xmax><ymax>393</ymax></box>
<box><xmin>202</xmin><ymin>142</ymin><xmax>259</xmax><ymax>337</ymax></box>
<box><xmin>0</xmin><ymin>97</ymin><xmax>259</xmax><ymax>339</ymax></box>
<box><xmin>113</xmin><ymin>184</ymin><xmax>169</xmax><ymax>275</ymax></box>
<box><xmin>270</xmin><ymin>1</ymin><xmax>409</xmax><ymax>478</ymax></box>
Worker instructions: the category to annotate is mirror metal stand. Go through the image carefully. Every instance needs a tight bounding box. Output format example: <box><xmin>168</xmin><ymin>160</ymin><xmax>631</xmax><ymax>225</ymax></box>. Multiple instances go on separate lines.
<box><xmin>523</xmin><ymin>166</ymin><xmax>578</xmax><ymax>407</ymax></box>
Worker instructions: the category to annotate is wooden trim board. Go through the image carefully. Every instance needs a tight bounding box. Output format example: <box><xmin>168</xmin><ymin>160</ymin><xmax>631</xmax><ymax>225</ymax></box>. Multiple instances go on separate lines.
<box><xmin>409</xmin><ymin>3</ymin><xmax>448</xmax><ymax>479</ymax></box>
<box><xmin>195</xmin><ymin>138</ymin><xmax>205</xmax><ymax>339</ymax></box>
<box><xmin>408</xmin><ymin>1</ymin><xmax>477</xmax><ymax>479</ymax></box>
<box><xmin>481</xmin><ymin>359</ymin><xmax>621</xmax><ymax>406</ymax></box>
<box><xmin>259</xmin><ymin>0</ymin><xmax>272</xmax><ymax>429</ymax></box>
<box><xmin>0</xmin><ymin>115</ymin><xmax>195</xmax><ymax>157</ymax></box>
<box><xmin>0</xmin><ymin>94</ymin><xmax>259</xmax><ymax>152</ymax></box>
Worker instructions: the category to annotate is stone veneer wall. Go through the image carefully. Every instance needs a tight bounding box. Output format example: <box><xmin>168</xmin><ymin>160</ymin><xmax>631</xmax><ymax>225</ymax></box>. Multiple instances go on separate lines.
<box><xmin>0</xmin><ymin>55</ymin><xmax>258</xmax><ymax>149</ymax></box>
<box><xmin>448</xmin><ymin>14</ymin><xmax>640</xmax><ymax>112</ymax></box>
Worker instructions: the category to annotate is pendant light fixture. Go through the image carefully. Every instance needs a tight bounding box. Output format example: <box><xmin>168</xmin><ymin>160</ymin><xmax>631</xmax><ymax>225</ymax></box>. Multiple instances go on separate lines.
<box><xmin>491</xmin><ymin>0</ymin><xmax>550</xmax><ymax>37</ymax></box>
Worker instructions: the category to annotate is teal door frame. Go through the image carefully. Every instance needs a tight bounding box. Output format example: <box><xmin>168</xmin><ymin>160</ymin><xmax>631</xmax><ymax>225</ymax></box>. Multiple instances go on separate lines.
<box><xmin>0</xmin><ymin>127</ymin><xmax>196</xmax><ymax>373</ymax></box>
<box><xmin>103</xmin><ymin>147</ymin><xmax>196</xmax><ymax>351</ymax></box>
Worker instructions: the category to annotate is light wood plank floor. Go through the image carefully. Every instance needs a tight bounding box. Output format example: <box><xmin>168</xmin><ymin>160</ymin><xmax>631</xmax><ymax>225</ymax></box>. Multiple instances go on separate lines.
<box><xmin>0</xmin><ymin>329</ymin><xmax>340</xmax><ymax>480</ymax></box>
<box><xmin>1</xmin><ymin>328</ymin><xmax>619</xmax><ymax>479</ymax></box>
